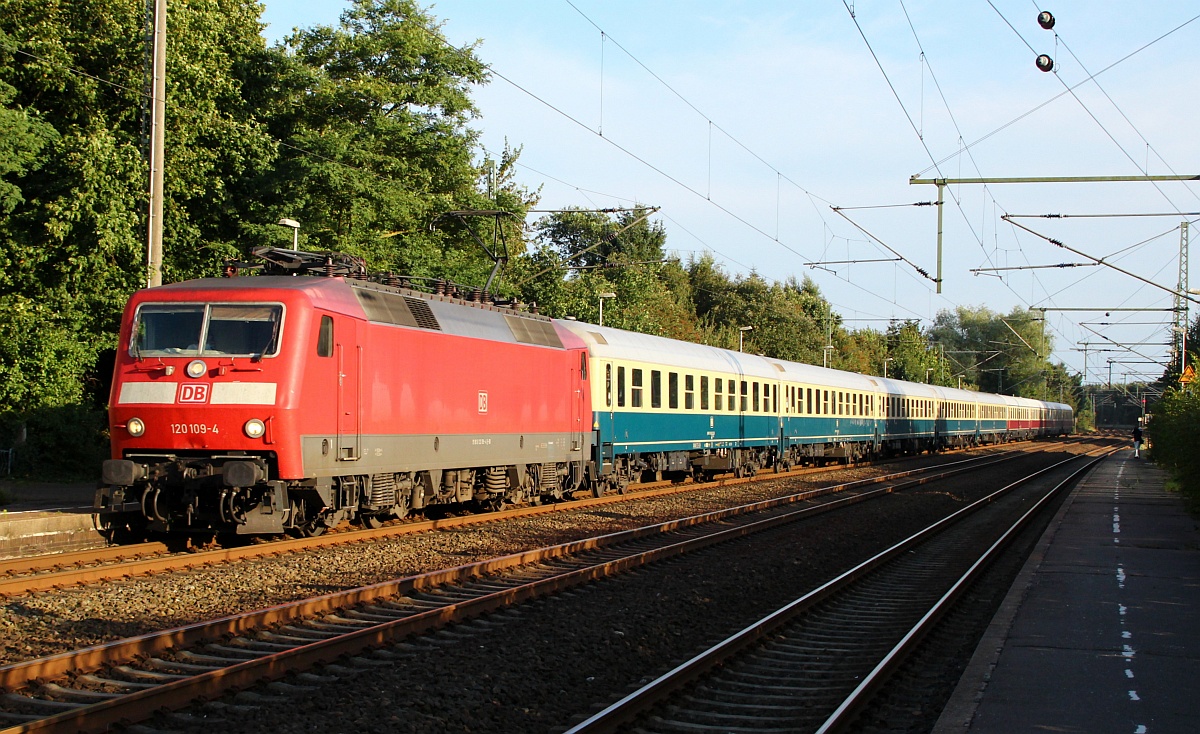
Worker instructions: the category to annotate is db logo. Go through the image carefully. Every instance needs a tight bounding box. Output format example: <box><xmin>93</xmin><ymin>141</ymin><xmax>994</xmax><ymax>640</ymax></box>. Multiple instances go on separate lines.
<box><xmin>478</xmin><ymin>391</ymin><xmax>488</xmax><ymax>414</ymax></box>
<box><xmin>179</xmin><ymin>384</ymin><xmax>210</xmax><ymax>404</ymax></box>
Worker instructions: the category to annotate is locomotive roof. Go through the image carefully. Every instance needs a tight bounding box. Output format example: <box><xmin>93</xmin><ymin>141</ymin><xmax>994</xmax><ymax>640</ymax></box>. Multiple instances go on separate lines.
<box><xmin>136</xmin><ymin>276</ymin><xmax>584</xmax><ymax>351</ymax></box>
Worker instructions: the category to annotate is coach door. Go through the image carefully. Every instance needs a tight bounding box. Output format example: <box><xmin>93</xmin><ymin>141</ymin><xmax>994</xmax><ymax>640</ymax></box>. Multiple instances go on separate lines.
<box><xmin>336</xmin><ymin>319</ymin><xmax>361</xmax><ymax>461</ymax></box>
<box><xmin>570</xmin><ymin>352</ymin><xmax>586</xmax><ymax>457</ymax></box>
<box><xmin>598</xmin><ymin>360</ymin><xmax>615</xmax><ymax>469</ymax></box>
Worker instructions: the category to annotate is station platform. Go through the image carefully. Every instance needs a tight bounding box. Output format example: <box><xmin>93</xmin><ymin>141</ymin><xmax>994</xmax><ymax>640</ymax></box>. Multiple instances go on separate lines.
<box><xmin>934</xmin><ymin>451</ymin><xmax>1200</xmax><ymax>734</ymax></box>
<box><xmin>0</xmin><ymin>480</ymin><xmax>106</xmax><ymax>560</ymax></box>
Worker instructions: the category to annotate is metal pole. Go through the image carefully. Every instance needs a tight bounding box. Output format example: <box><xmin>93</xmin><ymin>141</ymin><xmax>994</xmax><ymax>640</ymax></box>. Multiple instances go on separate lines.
<box><xmin>1177</xmin><ymin>221</ymin><xmax>1189</xmax><ymax>371</ymax></box>
<box><xmin>935</xmin><ymin>182</ymin><xmax>944</xmax><ymax>294</ymax></box>
<box><xmin>146</xmin><ymin>0</ymin><xmax>166</xmax><ymax>288</ymax></box>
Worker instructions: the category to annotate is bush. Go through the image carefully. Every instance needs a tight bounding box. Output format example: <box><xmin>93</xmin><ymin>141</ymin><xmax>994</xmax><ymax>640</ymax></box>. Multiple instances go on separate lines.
<box><xmin>1147</xmin><ymin>385</ymin><xmax>1200</xmax><ymax>510</ymax></box>
<box><xmin>0</xmin><ymin>404</ymin><xmax>108</xmax><ymax>481</ymax></box>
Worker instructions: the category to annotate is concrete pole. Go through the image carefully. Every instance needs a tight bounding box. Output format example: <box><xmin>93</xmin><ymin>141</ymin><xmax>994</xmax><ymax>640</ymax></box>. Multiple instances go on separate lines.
<box><xmin>146</xmin><ymin>0</ymin><xmax>167</xmax><ymax>288</ymax></box>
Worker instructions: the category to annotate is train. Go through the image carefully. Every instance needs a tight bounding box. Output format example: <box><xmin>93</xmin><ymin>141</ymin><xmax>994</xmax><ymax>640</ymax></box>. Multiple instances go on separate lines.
<box><xmin>94</xmin><ymin>248</ymin><xmax>1073</xmax><ymax>539</ymax></box>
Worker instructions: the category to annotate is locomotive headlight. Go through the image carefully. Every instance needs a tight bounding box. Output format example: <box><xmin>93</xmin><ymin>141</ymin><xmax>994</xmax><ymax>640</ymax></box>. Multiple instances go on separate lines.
<box><xmin>186</xmin><ymin>359</ymin><xmax>207</xmax><ymax>378</ymax></box>
<box><xmin>243</xmin><ymin>419</ymin><xmax>266</xmax><ymax>439</ymax></box>
<box><xmin>126</xmin><ymin>417</ymin><xmax>146</xmax><ymax>437</ymax></box>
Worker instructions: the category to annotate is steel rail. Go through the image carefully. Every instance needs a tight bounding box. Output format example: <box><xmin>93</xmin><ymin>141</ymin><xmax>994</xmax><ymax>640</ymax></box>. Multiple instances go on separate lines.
<box><xmin>0</xmin><ymin>445</ymin><xmax>1037</xmax><ymax>689</ymax></box>
<box><xmin>813</xmin><ymin>449</ymin><xmax>1115</xmax><ymax>732</ymax></box>
<box><xmin>0</xmin><ymin>444</ymin><xmax>1093</xmax><ymax>733</ymax></box>
<box><xmin>564</xmin><ymin>445</ymin><xmax>1115</xmax><ymax>733</ymax></box>
<box><xmin>0</xmin><ymin>440</ymin><xmax>1069</xmax><ymax>597</ymax></box>
<box><xmin>0</xmin><ymin>542</ymin><xmax>169</xmax><ymax>577</ymax></box>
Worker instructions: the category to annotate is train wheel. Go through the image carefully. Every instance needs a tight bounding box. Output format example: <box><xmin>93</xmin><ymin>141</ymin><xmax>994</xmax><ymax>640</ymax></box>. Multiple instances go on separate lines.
<box><xmin>361</xmin><ymin>514</ymin><xmax>383</xmax><ymax>529</ymax></box>
<box><xmin>299</xmin><ymin>519</ymin><xmax>326</xmax><ymax>537</ymax></box>
<box><xmin>94</xmin><ymin>513</ymin><xmax>149</xmax><ymax>545</ymax></box>
<box><xmin>393</xmin><ymin>494</ymin><xmax>411</xmax><ymax>520</ymax></box>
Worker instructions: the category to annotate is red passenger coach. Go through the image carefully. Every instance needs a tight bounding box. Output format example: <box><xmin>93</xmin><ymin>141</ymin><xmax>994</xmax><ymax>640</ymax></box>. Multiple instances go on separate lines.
<box><xmin>98</xmin><ymin>263</ymin><xmax>590</xmax><ymax>538</ymax></box>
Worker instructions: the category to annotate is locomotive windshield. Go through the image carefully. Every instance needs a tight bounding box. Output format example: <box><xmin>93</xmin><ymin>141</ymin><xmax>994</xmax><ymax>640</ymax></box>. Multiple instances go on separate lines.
<box><xmin>133</xmin><ymin>303</ymin><xmax>283</xmax><ymax>358</ymax></box>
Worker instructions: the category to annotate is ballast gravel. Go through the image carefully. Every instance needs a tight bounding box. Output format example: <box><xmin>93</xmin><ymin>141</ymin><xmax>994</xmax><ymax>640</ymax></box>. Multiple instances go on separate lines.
<box><xmin>0</xmin><ymin>444</ymin><xmax>1093</xmax><ymax>733</ymax></box>
<box><xmin>0</xmin><ymin>452</ymin><xmax>990</xmax><ymax>666</ymax></box>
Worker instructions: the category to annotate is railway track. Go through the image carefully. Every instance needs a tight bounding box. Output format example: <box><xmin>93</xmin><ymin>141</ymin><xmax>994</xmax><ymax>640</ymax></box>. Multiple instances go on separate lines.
<box><xmin>0</xmin><ymin>441</ymin><xmax>1067</xmax><ymax>597</ymax></box>
<box><xmin>0</xmin><ymin>439</ymin><xmax>1107</xmax><ymax>733</ymax></box>
<box><xmin>565</xmin><ymin>447</ymin><xmax>1116</xmax><ymax>733</ymax></box>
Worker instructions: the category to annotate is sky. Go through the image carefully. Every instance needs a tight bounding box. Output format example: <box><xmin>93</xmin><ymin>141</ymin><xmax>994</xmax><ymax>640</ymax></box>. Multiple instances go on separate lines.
<box><xmin>259</xmin><ymin>1</ymin><xmax>1200</xmax><ymax>387</ymax></box>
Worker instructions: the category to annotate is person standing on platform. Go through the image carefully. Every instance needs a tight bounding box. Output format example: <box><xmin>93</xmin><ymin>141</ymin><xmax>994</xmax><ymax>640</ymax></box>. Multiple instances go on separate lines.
<box><xmin>1132</xmin><ymin>424</ymin><xmax>1143</xmax><ymax>458</ymax></box>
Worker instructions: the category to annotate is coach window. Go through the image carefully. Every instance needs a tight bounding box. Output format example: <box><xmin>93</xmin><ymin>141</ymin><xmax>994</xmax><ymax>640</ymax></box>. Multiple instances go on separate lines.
<box><xmin>730</xmin><ymin>381</ymin><xmax>737</xmax><ymax>412</ymax></box>
<box><xmin>668</xmin><ymin>372</ymin><xmax>679</xmax><ymax>410</ymax></box>
<box><xmin>651</xmin><ymin>370</ymin><xmax>662</xmax><ymax>409</ymax></box>
<box><xmin>605</xmin><ymin>364</ymin><xmax>613</xmax><ymax>408</ymax></box>
<box><xmin>631</xmin><ymin>369</ymin><xmax>643</xmax><ymax>408</ymax></box>
<box><xmin>740</xmin><ymin>381</ymin><xmax>749</xmax><ymax>412</ymax></box>
<box><xmin>317</xmin><ymin>315</ymin><xmax>334</xmax><ymax>357</ymax></box>
<box><xmin>685</xmin><ymin>374</ymin><xmax>695</xmax><ymax>410</ymax></box>
<box><xmin>714</xmin><ymin>378</ymin><xmax>723</xmax><ymax>411</ymax></box>
<box><xmin>752</xmin><ymin>382</ymin><xmax>760</xmax><ymax>412</ymax></box>
<box><xmin>617</xmin><ymin>366</ymin><xmax>626</xmax><ymax>407</ymax></box>
<box><xmin>700</xmin><ymin>376</ymin><xmax>709</xmax><ymax>411</ymax></box>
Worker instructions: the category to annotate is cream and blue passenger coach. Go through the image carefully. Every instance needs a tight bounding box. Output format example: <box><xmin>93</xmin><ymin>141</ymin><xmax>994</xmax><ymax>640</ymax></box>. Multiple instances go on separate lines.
<box><xmin>555</xmin><ymin>320</ymin><xmax>1072</xmax><ymax>494</ymax></box>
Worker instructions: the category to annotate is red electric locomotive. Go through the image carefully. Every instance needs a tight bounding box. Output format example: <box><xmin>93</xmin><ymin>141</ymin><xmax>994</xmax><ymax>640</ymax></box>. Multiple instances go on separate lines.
<box><xmin>96</xmin><ymin>250</ymin><xmax>591</xmax><ymax>538</ymax></box>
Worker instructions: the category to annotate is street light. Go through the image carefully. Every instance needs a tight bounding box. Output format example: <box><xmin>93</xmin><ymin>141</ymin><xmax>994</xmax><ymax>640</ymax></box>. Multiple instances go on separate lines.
<box><xmin>926</xmin><ymin>368</ymin><xmax>935</xmax><ymax>383</ymax></box>
<box><xmin>277</xmin><ymin>218</ymin><xmax>300</xmax><ymax>251</ymax></box>
<box><xmin>598</xmin><ymin>292</ymin><xmax>616</xmax><ymax>326</ymax></box>
<box><xmin>883</xmin><ymin>357</ymin><xmax>893</xmax><ymax>378</ymax></box>
<box><xmin>738</xmin><ymin>326</ymin><xmax>753</xmax><ymax>352</ymax></box>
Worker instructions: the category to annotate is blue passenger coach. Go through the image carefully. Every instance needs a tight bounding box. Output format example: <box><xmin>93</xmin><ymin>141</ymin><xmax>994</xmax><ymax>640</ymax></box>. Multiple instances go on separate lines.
<box><xmin>554</xmin><ymin>320</ymin><xmax>1072</xmax><ymax>495</ymax></box>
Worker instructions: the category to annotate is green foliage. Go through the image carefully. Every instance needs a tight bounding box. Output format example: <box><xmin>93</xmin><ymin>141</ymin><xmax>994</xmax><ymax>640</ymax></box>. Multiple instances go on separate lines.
<box><xmin>0</xmin><ymin>404</ymin><xmax>108</xmax><ymax>480</ymax></box>
<box><xmin>0</xmin><ymin>0</ymin><xmax>1089</xmax><ymax>478</ymax></box>
<box><xmin>1147</xmin><ymin>371</ymin><xmax>1200</xmax><ymax>508</ymax></box>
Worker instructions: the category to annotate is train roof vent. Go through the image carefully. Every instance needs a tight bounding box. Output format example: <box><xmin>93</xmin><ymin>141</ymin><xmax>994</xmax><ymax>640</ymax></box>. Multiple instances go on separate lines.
<box><xmin>771</xmin><ymin>363</ymin><xmax>786</xmax><ymax>372</ymax></box>
<box><xmin>505</xmin><ymin>314</ymin><xmax>564</xmax><ymax>348</ymax></box>
<box><xmin>354</xmin><ymin>288</ymin><xmax>442</xmax><ymax>331</ymax></box>
<box><xmin>404</xmin><ymin>297</ymin><xmax>441</xmax><ymax>330</ymax></box>
<box><xmin>588</xmin><ymin>332</ymin><xmax>608</xmax><ymax>345</ymax></box>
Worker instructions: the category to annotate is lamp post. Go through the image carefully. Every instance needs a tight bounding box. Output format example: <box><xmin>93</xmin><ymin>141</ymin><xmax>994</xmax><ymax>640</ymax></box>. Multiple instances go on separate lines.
<box><xmin>277</xmin><ymin>218</ymin><xmax>300</xmax><ymax>251</ymax></box>
<box><xmin>926</xmin><ymin>368</ymin><xmax>935</xmax><ymax>383</ymax></box>
<box><xmin>883</xmin><ymin>357</ymin><xmax>893</xmax><ymax>378</ymax></box>
<box><xmin>598</xmin><ymin>292</ymin><xmax>616</xmax><ymax>326</ymax></box>
<box><xmin>739</xmin><ymin>325</ymin><xmax>753</xmax><ymax>352</ymax></box>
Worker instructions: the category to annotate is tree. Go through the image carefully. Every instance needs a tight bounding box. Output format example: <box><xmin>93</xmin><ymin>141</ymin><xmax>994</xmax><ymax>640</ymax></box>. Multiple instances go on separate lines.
<box><xmin>258</xmin><ymin>0</ymin><xmax>520</xmax><ymax>285</ymax></box>
<box><xmin>0</xmin><ymin>0</ymin><xmax>518</xmax><ymax>474</ymax></box>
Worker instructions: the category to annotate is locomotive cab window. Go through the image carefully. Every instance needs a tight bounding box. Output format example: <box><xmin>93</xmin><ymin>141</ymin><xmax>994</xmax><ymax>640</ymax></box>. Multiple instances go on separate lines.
<box><xmin>133</xmin><ymin>302</ymin><xmax>283</xmax><ymax>358</ymax></box>
<box><xmin>317</xmin><ymin>315</ymin><xmax>334</xmax><ymax>357</ymax></box>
